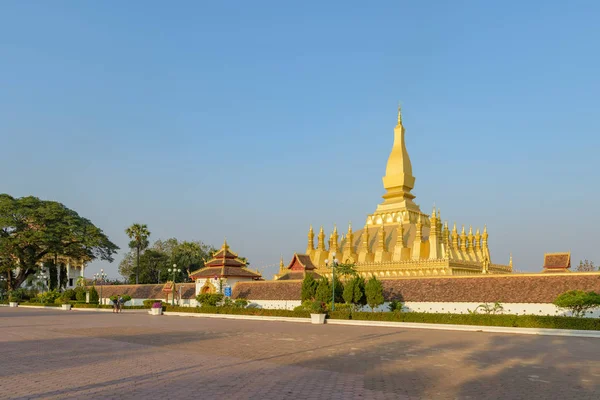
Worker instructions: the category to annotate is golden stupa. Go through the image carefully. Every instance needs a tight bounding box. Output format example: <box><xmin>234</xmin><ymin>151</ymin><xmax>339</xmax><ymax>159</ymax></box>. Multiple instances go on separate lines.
<box><xmin>277</xmin><ymin>106</ymin><xmax>512</xmax><ymax>280</ymax></box>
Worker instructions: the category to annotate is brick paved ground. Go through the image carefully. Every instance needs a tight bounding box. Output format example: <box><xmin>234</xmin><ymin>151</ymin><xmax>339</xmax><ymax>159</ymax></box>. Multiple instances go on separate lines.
<box><xmin>1</xmin><ymin>308</ymin><xmax>600</xmax><ymax>399</ymax></box>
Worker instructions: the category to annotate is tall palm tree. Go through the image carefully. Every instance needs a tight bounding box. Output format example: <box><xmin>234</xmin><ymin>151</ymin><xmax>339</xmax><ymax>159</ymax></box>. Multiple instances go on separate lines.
<box><xmin>125</xmin><ymin>223</ymin><xmax>150</xmax><ymax>285</ymax></box>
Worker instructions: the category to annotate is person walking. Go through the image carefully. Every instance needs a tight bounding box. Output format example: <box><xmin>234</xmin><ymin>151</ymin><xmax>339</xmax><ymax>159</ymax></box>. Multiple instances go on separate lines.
<box><xmin>112</xmin><ymin>295</ymin><xmax>119</xmax><ymax>313</ymax></box>
<box><xmin>118</xmin><ymin>295</ymin><xmax>124</xmax><ymax>313</ymax></box>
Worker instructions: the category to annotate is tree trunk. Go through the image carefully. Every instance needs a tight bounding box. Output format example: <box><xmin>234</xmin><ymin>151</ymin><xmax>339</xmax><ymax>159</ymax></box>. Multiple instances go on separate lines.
<box><xmin>136</xmin><ymin>245</ymin><xmax>140</xmax><ymax>285</ymax></box>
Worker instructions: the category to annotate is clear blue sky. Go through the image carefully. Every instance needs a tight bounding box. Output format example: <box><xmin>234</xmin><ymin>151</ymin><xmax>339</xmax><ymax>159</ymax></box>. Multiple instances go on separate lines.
<box><xmin>1</xmin><ymin>1</ymin><xmax>599</xmax><ymax>278</ymax></box>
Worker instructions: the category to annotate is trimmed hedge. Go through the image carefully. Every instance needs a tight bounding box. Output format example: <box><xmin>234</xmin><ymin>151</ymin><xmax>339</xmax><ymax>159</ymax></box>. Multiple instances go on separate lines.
<box><xmin>18</xmin><ymin>302</ymin><xmax>60</xmax><ymax>307</ymax></box>
<box><xmin>159</xmin><ymin>306</ymin><xmax>600</xmax><ymax>331</ymax></box>
<box><xmin>163</xmin><ymin>305</ymin><xmax>311</xmax><ymax>318</ymax></box>
<box><xmin>72</xmin><ymin>304</ymin><xmax>148</xmax><ymax>310</ymax></box>
<box><xmin>328</xmin><ymin>311</ymin><xmax>600</xmax><ymax>331</ymax></box>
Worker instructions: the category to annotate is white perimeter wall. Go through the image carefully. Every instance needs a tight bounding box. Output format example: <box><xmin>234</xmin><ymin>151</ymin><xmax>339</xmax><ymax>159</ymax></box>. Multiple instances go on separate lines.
<box><xmin>99</xmin><ymin>297</ymin><xmax>600</xmax><ymax>318</ymax></box>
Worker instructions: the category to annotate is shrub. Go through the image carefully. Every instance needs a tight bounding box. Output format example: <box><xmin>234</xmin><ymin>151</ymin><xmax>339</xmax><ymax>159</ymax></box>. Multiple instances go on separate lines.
<box><xmin>553</xmin><ymin>290</ymin><xmax>600</xmax><ymax>317</ymax></box>
<box><xmin>75</xmin><ymin>287</ymin><xmax>86</xmax><ymax>301</ymax></box>
<box><xmin>8</xmin><ymin>291</ymin><xmax>22</xmax><ymax>302</ymax></box>
<box><xmin>143</xmin><ymin>299</ymin><xmax>162</xmax><ymax>308</ymax></box>
<box><xmin>38</xmin><ymin>290</ymin><xmax>61</xmax><ymax>304</ymax></box>
<box><xmin>122</xmin><ymin>295</ymin><xmax>132</xmax><ymax>303</ymax></box>
<box><xmin>314</xmin><ymin>278</ymin><xmax>332</xmax><ymax>304</ymax></box>
<box><xmin>365</xmin><ymin>275</ymin><xmax>384</xmax><ymax>311</ymax></box>
<box><xmin>89</xmin><ymin>286</ymin><xmax>99</xmax><ymax>303</ymax></box>
<box><xmin>301</xmin><ymin>274</ymin><xmax>318</xmax><ymax>302</ymax></box>
<box><xmin>310</xmin><ymin>300</ymin><xmax>327</xmax><ymax>314</ymax></box>
<box><xmin>222</xmin><ymin>297</ymin><xmax>234</xmax><ymax>307</ymax></box>
<box><xmin>343</xmin><ymin>276</ymin><xmax>366</xmax><ymax>310</ymax></box>
<box><xmin>234</xmin><ymin>298</ymin><xmax>248</xmax><ymax>308</ymax></box>
<box><xmin>196</xmin><ymin>293</ymin><xmax>224</xmax><ymax>307</ymax></box>
<box><xmin>62</xmin><ymin>289</ymin><xmax>76</xmax><ymax>301</ymax></box>
<box><xmin>152</xmin><ymin>302</ymin><xmax>163</xmax><ymax>309</ymax></box>
<box><xmin>388</xmin><ymin>300</ymin><xmax>402</xmax><ymax>312</ymax></box>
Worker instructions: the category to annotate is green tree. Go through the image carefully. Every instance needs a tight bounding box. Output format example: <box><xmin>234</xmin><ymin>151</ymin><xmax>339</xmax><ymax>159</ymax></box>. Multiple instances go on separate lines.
<box><xmin>553</xmin><ymin>290</ymin><xmax>600</xmax><ymax>317</ymax></box>
<box><xmin>0</xmin><ymin>194</ymin><xmax>119</xmax><ymax>290</ymax></box>
<box><xmin>48</xmin><ymin>260</ymin><xmax>58</xmax><ymax>290</ymax></box>
<box><xmin>365</xmin><ymin>275</ymin><xmax>384</xmax><ymax>311</ymax></box>
<box><xmin>336</xmin><ymin>263</ymin><xmax>357</xmax><ymax>279</ymax></box>
<box><xmin>89</xmin><ymin>286</ymin><xmax>99</xmax><ymax>303</ymax></box>
<box><xmin>343</xmin><ymin>276</ymin><xmax>366</xmax><ymax>310</ymax></box>
<box><xmin>301</xmin><ymin>273</ymin><xmax>318</xmax><ymax>301</ymax></box>
<box><xmin>170</xmin><ymin>240</ymin><xmax>216</xmax><ymax>282</ymax></box>
<box><xmin>314</xmin><ymin>278</ymin><xmax>332</xmax><ymax>304</ymax></box>
<box><xmin>59</xmin><ymin>263</ymin><xmax>68</xmax><ymax>289</ymax></box>
<box><xmin>332</xmin><ymin>273</ymin><xmax>344</xmax><ymax>303</ymax></box>
<box><xmin>125</xmin><ymin>223</ymin><xmax>150</xmax><ymax>285</ymax></box>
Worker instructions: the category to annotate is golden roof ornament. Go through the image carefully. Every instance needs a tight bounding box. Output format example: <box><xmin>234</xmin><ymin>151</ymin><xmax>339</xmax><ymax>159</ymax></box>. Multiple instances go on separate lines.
<box><xmin>397</xmin><ymin>103</ymin><xmax>402</xmax><ymax>125</ymax></box>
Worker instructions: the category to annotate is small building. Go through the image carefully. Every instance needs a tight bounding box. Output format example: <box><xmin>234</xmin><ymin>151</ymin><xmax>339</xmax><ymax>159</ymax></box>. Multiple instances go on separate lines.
<box><xmin>542</xmin><ymin>252</ymin><xmax>571</xmax><ymax>273</ymax></box>
<box><xmin>188</xmin><ymin>240</ymin><xmax>262</xmax><ymax>296</ymax></box>
<box><xmin>275</xmin><ymin>253</ymin><xmax>321</xmax><ymax>280</ymax></box>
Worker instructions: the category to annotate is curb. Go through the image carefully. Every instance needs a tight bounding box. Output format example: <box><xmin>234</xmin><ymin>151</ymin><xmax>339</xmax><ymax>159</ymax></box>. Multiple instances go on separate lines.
<box><xmin>162</xmin><ymin>312</ymin><xmax>600</xmax><ymax>338</ymax></box>
<box><xmin>163</xmin><ymin>311</ymin><xmax>311</xmax><ymax>323</ymax></box>
<box><xmin>324</xmin><ymin>319</ymin><xmax>600</xmax><ymax>338</ymax></box>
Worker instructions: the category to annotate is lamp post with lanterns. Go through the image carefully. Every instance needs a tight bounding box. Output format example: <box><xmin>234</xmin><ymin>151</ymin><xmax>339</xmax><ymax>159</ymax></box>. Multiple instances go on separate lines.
<box><xmin>168</xmin><ymin>264</ymin><xmax>181</xmax><ymax>306</ymax></box>
<box><xmin>324</xmin><ymin>252</ymin><xmax>339</xmax><ymax>312</ymax></box>
<box><xmin>36</xmin><ymin>269</ymin><xmax>48</xmax><ymax>292</ymax></box>
<box><xmin>93</xmin><ymin>269</ymin><xmax>108</xmax><ymax>306</ymax></box>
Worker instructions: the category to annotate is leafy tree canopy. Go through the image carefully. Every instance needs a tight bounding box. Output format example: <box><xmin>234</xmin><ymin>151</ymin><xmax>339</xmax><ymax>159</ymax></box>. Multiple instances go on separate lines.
<box><xmin>118</xmin><ymin>238</ymin><xmax>216</xmax><ymax>284</ymax></box>
<box><xmin>553</xmin><ymin>290</ymin><xmax>600</xmax><ymax>317</ymax></box>
<box><xmin>0</xmin><ymin>194</ymin><xmax>118</xmax><ymax>290</ymax></box>
<box><xmin>365</xmin><ymin>275</ymin><xmax>384</xmax><ymax>311</ymax></box>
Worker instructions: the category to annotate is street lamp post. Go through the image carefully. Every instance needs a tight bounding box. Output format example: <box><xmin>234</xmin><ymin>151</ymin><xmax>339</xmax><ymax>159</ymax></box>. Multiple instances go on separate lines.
<box><xmin>168</xmin><ymin>264</ymin><xmax>181</xmax><ymax>306</ymax></box>
<box><xmin>36</xmin><ymin>270</ymin><xmax>48</xmax><ymax>292</ymax></box>
<box><xmin>325</xmin><ymin>252</ymin><xmax>339</xmax><ymax>312</ymax></box>
<box><xmin>93</xmin><ymin>269</ymin><xmax>108</xmax><ymax>307</ymax></box>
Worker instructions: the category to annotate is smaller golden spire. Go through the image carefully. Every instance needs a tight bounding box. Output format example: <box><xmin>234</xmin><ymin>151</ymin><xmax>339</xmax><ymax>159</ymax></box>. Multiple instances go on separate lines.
<box><xmin>460</xmin><ymin>225</ymin><xmax>467</xmax><ymax>252</ymax></box>
<box><xmin>475</xmin><ymin>228</ymin><xmax>481</xmax><ymax>251</ymax></box>
<box><xmin>397</xmin><ymin>222</ymin><xmax>405</xmax><ymax>248</ymax></box>
<box><xmin>317</xmin><ymin>226</ymin><xmax>326</xmax><ymax>250</ymax></box>
<box><xmin>378</xmin><ymin>223</ymin><xmax>386</xmax><ymax>251</ymax></box>
<box><xmin>397</xmin><ymin>103</ymin><xmax>402</xmax><ymax>125</ymax></box>
<box><xmin>416</xmin><ymin>214</ymin><xmax>423</xmax><ymax>241</ymax></box>
<box><xmin>452</xmin><ymin>222</ymin><xmax>459</xmax><ymax>250</ymax></box>
<box><xmin>509</xmin><ymin>253</ymin><xmax>513</xmax><ymax>268</ymax></box>
<box><xmin>279</xmin><ymin>256</ymin><xmax>285</xmax><ymax>271</ymax></box>
<box><xmin>222</xmin><ymin>238</ymin><xmax>229</xmax><ymax>250</ymax></box>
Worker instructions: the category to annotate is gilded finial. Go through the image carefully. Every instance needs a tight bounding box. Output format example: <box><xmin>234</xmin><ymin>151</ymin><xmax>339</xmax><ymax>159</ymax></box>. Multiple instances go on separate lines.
<box><xmin>461</xmin><ymin>225</ymin><xmax>465</xmax><ymax>235</ymax></box>
<box><xmin>222</xmin><ymin>238</ymin><xmax>229</xmax><ymax>250</ymax></box>
<box><xmin>509</xmin><ymin>253</ymin><xmax>513</xmax><ymax>267</ymax></box>
<box><xmin>348</xmin><ymin>221</ymin><xmax>353</xmax><ymax>233</ymax></box>
<box><xmin>397</xmin><ymin>103</ymin><xmax>402</xmax><ymax>125</ymax></box>
<box><xmin>432</xmin><ymin>207</ymin><xmax>437</xmax><ymax>218</ymax></box>
<box><xmin>279</xmin><ymin>256</ymin><xmax>285</xmax><ymax>271</ymax></box>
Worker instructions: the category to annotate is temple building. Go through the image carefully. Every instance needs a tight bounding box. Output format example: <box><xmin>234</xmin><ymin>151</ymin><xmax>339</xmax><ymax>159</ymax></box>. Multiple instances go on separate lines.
<box><xmin>189</xmin><ymin>240</ymin><xmax>262</xmax><ymax>295</ymax></box>
<box><xmin>276</xmin><ymin>107</ymin><xmax>512</xmax><ymax>280</ymax></box>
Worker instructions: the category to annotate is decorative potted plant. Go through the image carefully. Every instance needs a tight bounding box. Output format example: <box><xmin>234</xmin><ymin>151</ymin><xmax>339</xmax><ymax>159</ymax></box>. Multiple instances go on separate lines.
<box><xmin>60</xmin><ymin>290</ymin><xmax>73</xmax><ymax>310</ymax></box>
<box><xmin>310</xmin><ymin>300</ymin><xmax>327</xmax><ymax>324</ymax></box>
<box><xmin>149</xmin><ymin>301</ymin><xmax>163</xmax><ymax>316</ymax></box>
<box><xmin>8</xmin><ymin>291</ymin><xmax>20</xmax><ymax>308</ymax></box>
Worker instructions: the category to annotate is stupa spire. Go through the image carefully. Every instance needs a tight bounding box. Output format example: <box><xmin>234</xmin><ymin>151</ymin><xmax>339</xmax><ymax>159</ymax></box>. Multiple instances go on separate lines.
<box><xmin>376</xmin><ymin>106</ymin><xmax>419</xmax><ymax>214</ymax></box>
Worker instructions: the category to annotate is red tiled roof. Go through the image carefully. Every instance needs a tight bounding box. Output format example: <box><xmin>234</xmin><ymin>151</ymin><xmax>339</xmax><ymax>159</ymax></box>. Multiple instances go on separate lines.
<box><xmin>233</xmin><ymin>274</ymin><xmax>600</xmax><ymax>303</ymax></box>
<box><xmin>189</xmin><ymin>241</ymin><xmax>261</xmax><ymax>280</ymax></box>
<box><xmin>287</xmin><ymin>253</ymin><xmax>316</xmax><ymax>271</ymax></box>
<box><xmin>93</xmin><ymin>283</ymin><xmax>196</xmax><ymax>300</ymax></box>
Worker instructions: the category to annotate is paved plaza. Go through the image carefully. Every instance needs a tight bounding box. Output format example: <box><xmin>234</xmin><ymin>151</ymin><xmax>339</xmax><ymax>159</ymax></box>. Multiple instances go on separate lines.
<box><xmin>1</xmin><ymin>308</ymin><xmax>600</xmax><ymax>399</ymax></box>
